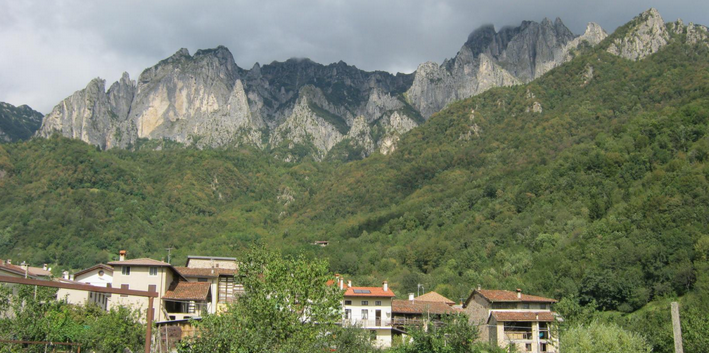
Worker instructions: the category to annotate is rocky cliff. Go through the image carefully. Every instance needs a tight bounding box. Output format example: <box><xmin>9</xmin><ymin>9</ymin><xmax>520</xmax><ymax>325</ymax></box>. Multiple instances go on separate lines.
<box><xmin>0</xmin><ymin>102</ymin><xmax>43</xmax><ymax>143</ymax></box>
<box><xmin>604</xmin><ymin>8</ymin><xmax>709</xmax><ymax>61</ymax></box>
<box><xmin>406</xmin><ymin>18</ymin><xmax>606</xmax><ymax>119</ymax></box>
<box><xmin>38</xmin><ymin>47</ymin><xmax>418</xmax><ymax>157</ymax></box>
<box><xmin>40</xmin><ymin>9</ymin><xmax>704</xmax><ymax>160</ymax></box>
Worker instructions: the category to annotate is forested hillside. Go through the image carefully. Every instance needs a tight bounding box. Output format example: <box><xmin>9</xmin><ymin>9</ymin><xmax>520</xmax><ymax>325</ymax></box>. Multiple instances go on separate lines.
<box><xmin>2</xmin><ymin>22</ymin><xmax>709</xmax><ymax>352</ymax></box>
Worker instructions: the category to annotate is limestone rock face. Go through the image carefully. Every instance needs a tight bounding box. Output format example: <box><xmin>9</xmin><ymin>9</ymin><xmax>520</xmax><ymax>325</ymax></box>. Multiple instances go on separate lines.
<box><xmin>406</xmin><ymin>18</ymin><xmax>593</xmax><ymax>119</ymax></box>
<box><xmin>270</xmin><ymin>94</ymin><xmax>345</xmax><ymax>161</ymax></box>
<box><xmin>37</xmin><ymin>78</ymin><xmax>131</xmax><ymax>149</ymax></box>
<box><xmin>564</xmin><ymin>22</ymin><xmax>608</xmax><ymax>60</ymax></box>
<box><xmin>377</xmin><ymin>111</ymin><xmax>418</xmax><ymax>155</ymax></box>
<box><xmin>346</xmin><ymin>116</ymin><xmax>375</xmax><ymax>157</ymax></box>
<box><xmin>36</xmin><ymin>13</ymin><xmax>620</xmax><ymax>158</ymax></box>
<box><xmin>0</xmin><ymin>102</ymin><xmax>43</xmax><ymax>142</ymax></box>
<box><xmin>607</xmin><ymin>8</ymin><xmax>670</xmax><ymax>61</ymax></box>
<box><xmin>129</xmin><ymin>47</ymin><xmax>262</xmax><ymax>148</ymax></box>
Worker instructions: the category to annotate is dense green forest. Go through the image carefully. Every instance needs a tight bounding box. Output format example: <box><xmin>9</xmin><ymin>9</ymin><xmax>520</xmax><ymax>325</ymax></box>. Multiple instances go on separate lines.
<box><xmin>2</xmin><ymin>28</ymin><xmax>709</xmax><ymax>352</ymax></box>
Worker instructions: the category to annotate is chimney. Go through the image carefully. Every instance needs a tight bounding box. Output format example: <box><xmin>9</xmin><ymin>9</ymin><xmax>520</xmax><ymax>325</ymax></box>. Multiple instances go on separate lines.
<box><xmin>409</xmin><ymin>293</ymin><xmax>415</xmax><ymax>302</ymax></box>
<box><xmin>43</xmin><ymin>264</ymin><xmax>48</xmax><ymax>271</ymax></box>
<box><xmin>477</xmin><ymin>284</ymin><xmax>481</xmax><ymax>291</ymax></box>
<box><xmin>70</xmin><ymin>274</ymin><xmax>74</xmax><ymax>281</ymax></box>
<box><xmin>347</xmin><ymin>280</ymin><xmax>352</xmax><ymax>288</ymax></box>
<box><xmin>339</xmin><ymin>278</ymin><xmax>344</xmax><ymax>290</ymax></box>
<box><xmin>7</xmin><ymin>259</ymin><xmax>11</xmax><ymax>265</ymax></box>
<box><xmin>383</xmin><ymin>281</ymin><xmax>388</xmax><ymax>292</ymax></box>
<box><xmin>62</xmin><ymin>271</ymin><xmax>69</xmax><ymax>280</ymax></box>
<box><xmin>516</xmin><ymin>288</ymin><xmax>522</xmax><ymax>299</ymax></box>
<box><xmin>119</xmin><ymin>250</ymin><xmax>127</xmax><ymax>261</ymax></box>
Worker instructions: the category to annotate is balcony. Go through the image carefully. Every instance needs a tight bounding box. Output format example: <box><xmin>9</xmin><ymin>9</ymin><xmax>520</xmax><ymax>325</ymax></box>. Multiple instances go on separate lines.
<box><xmin>342</xmin><ymin>318</ymin><xmax>392</xmax><ymax>328</ymax></box>
<box><xmin>164</xmin><ymin>300</ymin><xmax>211</xmax><ymax>321</ymax></box>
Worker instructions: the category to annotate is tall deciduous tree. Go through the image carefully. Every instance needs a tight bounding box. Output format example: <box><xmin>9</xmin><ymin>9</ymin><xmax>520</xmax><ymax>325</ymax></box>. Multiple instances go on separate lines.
<box><xmin>179</xmin><ymin>248</ymin><xmax>373</xmax><ymax>353</ymax></box>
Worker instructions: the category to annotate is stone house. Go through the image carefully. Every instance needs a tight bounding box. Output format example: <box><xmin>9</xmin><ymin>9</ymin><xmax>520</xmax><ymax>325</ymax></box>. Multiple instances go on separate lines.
<box><xmin>463</xmin><ymin>289</ymin><xmax>560</xmax><ymax>353</ymax></box>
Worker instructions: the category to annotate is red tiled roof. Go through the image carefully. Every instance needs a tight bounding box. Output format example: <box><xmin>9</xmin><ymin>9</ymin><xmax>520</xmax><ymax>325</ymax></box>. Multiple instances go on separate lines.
<box><xmin>415</xmin><ymin>291</ymin><xmax>455</xmax><ymax>305</ymax></box>
<box><xmin>173</xmin><ymin>267</ymin><xmax>237</xmax><ymax>278</ymax></box>
<box><xmin>0</xmin><ymin>260</ymin><xmax>52</xmax><ymax>278</ymax></box>
<box><xmin>489</xmin><ymin>311</ymin><xmax>557</xmax><ymax>322</ymax></box>
<box><xmin>163</xmin><ymin>282</ymin><xmax>211</xmax><ymax>301</ymax></box>
<box><xmin>344</xmin><ymin>286</ymin><xmax>395</xmax><ymax>297</ymax></box>
<box><xmin>107</xmin><ymin>258</ymin><xmax>172</xmax><ymax>266</ymax></box>
<box><xmin>474</xmin><ymin>290</ymin><xmax>557</xmax><ymax>303</ymax></box>
<box><xmin>74</xmin><ymin>264</ymin><xmax>113</xmax><ymax>278</ymax></box>
<box><xmin>392</xmin><ymin>300</ymin><xmax>460</xmax><ymax>315</ymax></box>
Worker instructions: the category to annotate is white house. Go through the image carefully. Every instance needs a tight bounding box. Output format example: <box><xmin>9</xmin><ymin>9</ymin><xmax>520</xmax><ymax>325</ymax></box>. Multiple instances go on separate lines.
<box><xmin>340</xmin><ymin>279</ymin><xmax>395</xmax><ymax>348</ymax></box>
<box><xmin>56</xmin><ymin>264</ymin><xmax>113</xmax><ymax>310</ymax></box>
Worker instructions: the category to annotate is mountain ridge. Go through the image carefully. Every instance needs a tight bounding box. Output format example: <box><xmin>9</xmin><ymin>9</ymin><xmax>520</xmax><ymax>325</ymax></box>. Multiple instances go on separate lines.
<box><xmin>36</xmin><ymin>13</ymin><xmax>621</xmax><ymax>159</ymax></box>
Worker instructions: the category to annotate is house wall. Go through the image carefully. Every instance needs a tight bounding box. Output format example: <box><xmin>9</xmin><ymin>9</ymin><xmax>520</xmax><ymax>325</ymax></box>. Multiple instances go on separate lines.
<box><xmin>184</xmin><ymin>276</ymin><xmax>219</xmax><ymax>314</ymax></box>
<box><xmin>187</xmin><ymin>259</ymin><xmax>237</xmax><ymax>270</ymax></box>
<box><xmin>343</xmin><ymin>296</ymin><xmax>393</xmax><ymax>328</ymax></box>
<box><xmin>343</xmin><ymin>296</ymin><xmax>393</xmax><ymax>348</ymax></box>
<box><xmin>57</xmin><ymin>288</ymin><xmax>89</xmax><ymax>306</ymax></box>
<box><xmin>109</xmin><ymin>265</ymin><xmax>173</xmax><ymax>322</ymax></box>
<box><xmin>463</xmin><ymin>294</ymin><xmax>491</xmax><ymax>342</ymax></box>
<box><xmin>74</xmin><ymin>269</ymin><xmax>112</xmax><ymax>287</ymax></box>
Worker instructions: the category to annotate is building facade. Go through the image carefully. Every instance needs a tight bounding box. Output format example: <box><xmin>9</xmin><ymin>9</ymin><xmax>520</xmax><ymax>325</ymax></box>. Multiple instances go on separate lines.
<box><xmin>463</xmin><ymin>289</ymin><xmax>560</xmax><ymax>353</ymax></box>
<box><xmin>173</xmin><ymin>255</ymin><xmax>241</xmax><ymax>314</ymax></box>
<box><xmin>341</xmin><ymin>280</ymin><xmax>395</xmax><ymax>348</ymax></box>
<box><xmin>108</xmin><ymin>253</ymin><xmax>187</xmax><ymax>322</ymax></box>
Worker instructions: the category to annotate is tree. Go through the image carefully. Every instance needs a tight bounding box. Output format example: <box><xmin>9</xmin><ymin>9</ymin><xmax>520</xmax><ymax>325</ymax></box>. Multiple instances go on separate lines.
<box><xmin>562</xmin><ymin>321</ymin><xmax>652</xmax><ymax>353</ymax></box>
<box><xmin>390</xmin><ymin>314</ymin><xmax>506</xmax><ymax>353</ymax></box>
<box><xmin>179</xmin><ymin>248</ymin><xmax>371</xmax><ymax>353</ymax></box>
<box><xmin>0</xmin><ymin>285</ymin><xmax>144</xmax><ymax>353</ymax></box>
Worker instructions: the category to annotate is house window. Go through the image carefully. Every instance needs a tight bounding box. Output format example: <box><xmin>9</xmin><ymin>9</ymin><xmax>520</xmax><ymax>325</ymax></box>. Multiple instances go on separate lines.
<box><xmin>361</xmin><ymin>300</ymin><xmax>369</xmax><ymax>306</ymax></box>
<box><xmin>526</xmin><ymin>343</ymin><xmax>532</xmax><ymax>351</ymax></box>
<box><xmin>98</xmin><ymin>270</ymin><xmax>104</xmax><ymax>277</ymax></box>
<box><xmin>540</xmin><ymin>303</ymin><xmax>547</xmax><ymax>309</ymax></box>
<box><xmin>149</xmin><ymin>267</ymin><xmax>158</xmax><ymax>276</ymax></box>
<box><xmin>522</xmin><ymin>303</ymin><xmax>530</xmax><ymax>309</ymax></box>
<box><xmin>344</xmin><ymin>300</ymin><xmax>352</xmax><ymax>305</ymax></box>
<box><xmin>362</xmin><ymin>309</ymin><xmax>369</xmax><ymax>320</ymax></box>
<box><xmin>122</xmin><ymin>266</ymin><xmax>130</xmax><ymax>275</ymax></box>
<box><xmin>120</xmin><ymin>284</ymin><xmax>129</xmax><ymax>297</ymax></box>
<box><xmin>198</xmin><ymin>278</ymin><xmax>208</xmax><ymax>282</ymax></box>
<box><xmin>375</xmin><ymin>300</ymin><xmax>382</xmax><ymax>306</ymax></box>
<box><xmin>148</xmin><ymin>284</ymin><xmax>156</xmax><ymax>293</ymax></box>
<box><xmin>218</xmin><ymin>276</ymin><xmax>235</xmax><ymax>303</ymax></box>
<box><xmin>345</xmin><ymin>309</ymin><xmax>351</xmax><ymax>319</ymax></box>
<box><xmin>541</xmin><ymin>343</ymin><xmax>548</xmax><ymax>352</ymax></box>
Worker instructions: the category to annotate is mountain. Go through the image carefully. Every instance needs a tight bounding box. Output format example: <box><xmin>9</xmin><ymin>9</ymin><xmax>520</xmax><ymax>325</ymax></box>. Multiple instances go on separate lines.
<box><xmin>3</xmin><ymin>9</ymin><xmax>709</xmax><ymax>351</ymax></box>
<box><xmin>405</xmin><ymin>18</ymin><xmax>607</xmax><ymax>119</ymax></box>
<box><xmin>37</xmin><ymin>48</ymin><xmax>418</xmax><ymax>160</ymax></box>
<box><xmin>37</xmin><ymin>16</ymin><xmax>607</xmax><ymax>159</ymax></box>
<box><xmin>0</xmin><ymin>102</ymin><xmax>43</xmax><ymax>143</ymax></box>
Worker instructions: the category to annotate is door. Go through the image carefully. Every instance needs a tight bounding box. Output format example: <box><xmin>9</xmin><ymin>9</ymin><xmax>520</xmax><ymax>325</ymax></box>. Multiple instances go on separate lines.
<box><xmin>375</xmin><ymin>310</ymin><xmax>381</xmax><ymax>326</ymax></box>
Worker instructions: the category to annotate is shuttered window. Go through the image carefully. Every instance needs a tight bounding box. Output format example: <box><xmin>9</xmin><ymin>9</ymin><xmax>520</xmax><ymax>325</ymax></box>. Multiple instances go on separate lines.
<box><xmin>218</xmin><ymin>276</ymin><xmax>234</xmax><ymax>303</ymax></box>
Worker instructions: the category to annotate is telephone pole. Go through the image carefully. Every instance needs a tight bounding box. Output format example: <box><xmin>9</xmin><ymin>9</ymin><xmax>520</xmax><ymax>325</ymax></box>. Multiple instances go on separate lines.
<box><xmin>165</xmin><ymin>247</ymin><xmax>173</xmax><ymax>264</ymax></box>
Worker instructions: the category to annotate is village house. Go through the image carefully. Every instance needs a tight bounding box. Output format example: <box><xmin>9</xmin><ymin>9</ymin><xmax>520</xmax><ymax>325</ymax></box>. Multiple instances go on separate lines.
<box><xmin>338</xmin><ymin>277</ymin><xmax>395</xmax><ymax>348</ymax></box>
<box><xmin>56</xmin><ymin>264</ymin><xmax>113</xmax><ymax>310</ymax></box>
<box><xmin>391</xmin><ymin>291</ymin><xmax>460</xmax><ymax>331</ymax></box>
<box><xmin>0</xmin><ymin>259</ymin><xmax>52</xmax><ymax>279</ymax></box>
<box><xmin>173</xmin><ymin>255</ymin><xmax>242</xmax><ymax>313</ymax></box>
<box><xmin>108</xmin><ymin>251</ymin><xmax>196</xmax><ymax>322</ymax></box>
<box><xmin>463</xmin><ymin>288</ymin><xmax>561</xmax><ymax>353</ymax></box>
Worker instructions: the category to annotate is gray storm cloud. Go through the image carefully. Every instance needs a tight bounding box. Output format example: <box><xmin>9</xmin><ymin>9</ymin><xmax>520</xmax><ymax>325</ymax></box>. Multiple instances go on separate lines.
<box><xmin>1</xmin><ymin>0</ymin><xmax>707</xmax><ymax>113</ymax></box>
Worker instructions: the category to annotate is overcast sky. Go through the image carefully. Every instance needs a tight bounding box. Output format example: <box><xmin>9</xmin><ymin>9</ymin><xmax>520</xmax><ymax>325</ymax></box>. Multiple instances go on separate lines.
<box><xmin>1</xmin><ymin>0</ymin><xmax>707</xmax><ymax>114</ymax></box>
